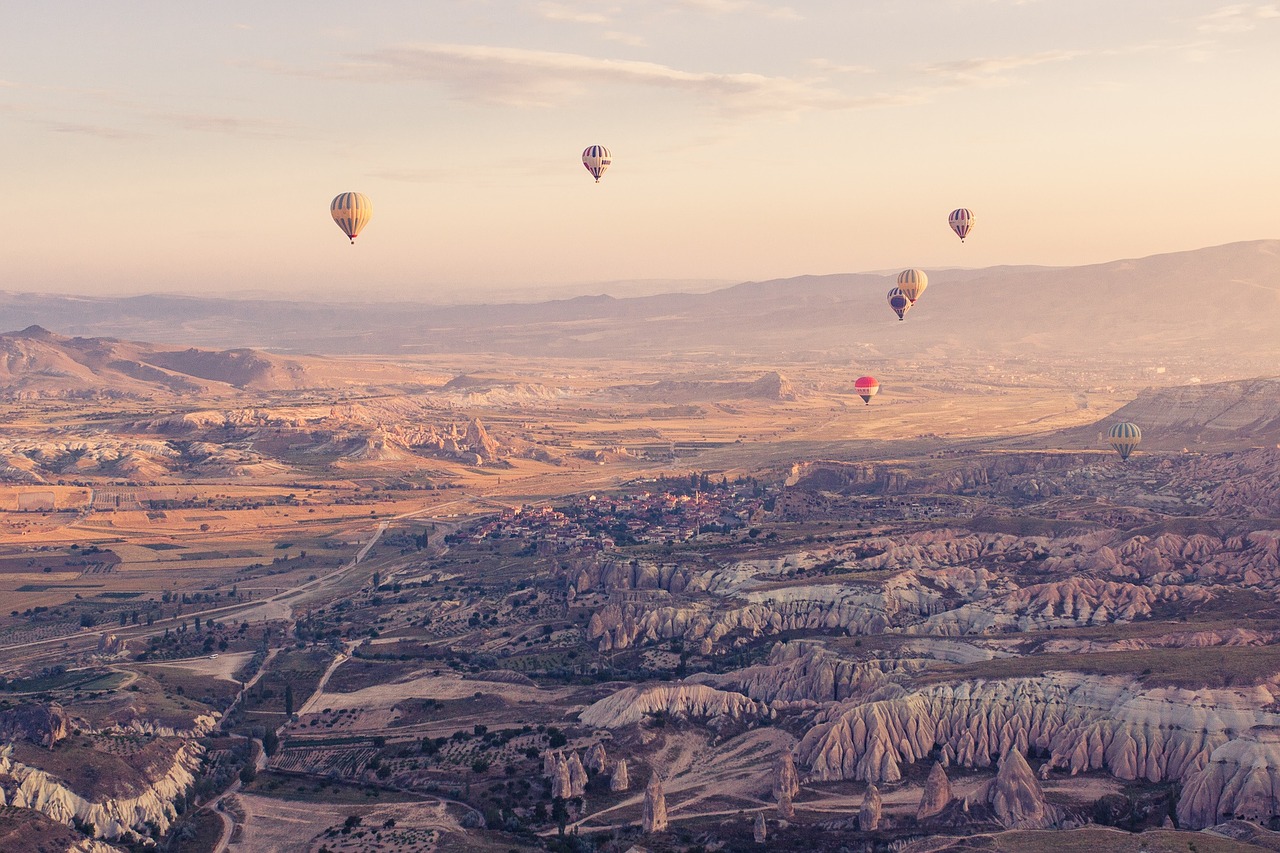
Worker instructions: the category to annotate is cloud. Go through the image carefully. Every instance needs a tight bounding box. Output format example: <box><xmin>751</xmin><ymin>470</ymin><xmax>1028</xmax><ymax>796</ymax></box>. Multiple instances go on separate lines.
<box><xmin>536</xmin><ymin>1</ymin><xmax>614</xmax><ymax>25</ymax></box>
<box><xmin>154</xmin><ymin>112</ymin><xmax>294</xmax><ymax>137</ymax></box>
<box><xmin>808</xmin><ymin>58</ymin><xmax>875</xmax><ymax>75</ymax></box>
<box><xmin>329</xmin><ymin>43</ymin><xmax>851</xmax><ymax>115</ymax></box>
<box><xmin>1198</xmin><ymin>2</ymin><xmax>1280</xmax><ymax>33</ymax></box>
<box><xmin>45</xmin><ymin>121</ymin><xmax>147</xmax><ymax>140</ymax></box>
<box><xmin>602</xmin><ymin>30</ymin><xmax>648</xmax><ymax>47</ymax></box>
<box><xmin>920</xmin><ymin>49</ymin><xmax>1084</xmax><ymax>83</ymax></box>
<box><xmin>666</xmin><ymin>0</ymin><xmax>801</xmax><ymax>19</ymax></box>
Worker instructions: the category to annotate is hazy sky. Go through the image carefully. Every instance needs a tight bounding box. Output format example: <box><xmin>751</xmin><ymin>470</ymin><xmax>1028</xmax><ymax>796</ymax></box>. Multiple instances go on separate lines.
<box><xmin>3</xmin><ymin>1</ymin><xmax>1278</xmax><ymax>300</ymax></box>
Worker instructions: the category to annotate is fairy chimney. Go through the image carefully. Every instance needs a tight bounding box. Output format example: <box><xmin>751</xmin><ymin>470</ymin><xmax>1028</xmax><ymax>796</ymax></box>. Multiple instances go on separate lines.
<box><xmin>859</xmin><ymin>784</ymin><xmax>882</xmax><ymax>832</ymax></box>
<box><xmin>643</xmin><ymin>774</ymin><xmax>668</xmax><ymax>833</ymax></box>
<box><xmin>611</xmin><ymin>758</ymin><xmax>630</xmax><ymax>792</ymax></box>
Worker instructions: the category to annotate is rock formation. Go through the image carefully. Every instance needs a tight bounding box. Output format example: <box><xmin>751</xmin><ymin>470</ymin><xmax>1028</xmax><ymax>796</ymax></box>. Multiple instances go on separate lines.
<box><xmin>585</xmin><ymin>742</ymin><xmax>608</xmax><ymax>774</ymax></box>
<box><xmin>796</xmin><ymin>672</ymin><xmax>1280</xmax><ymax>787</ymax></box>
<box><xmin>0</xmin><ymin>703</ymin><xmax>71</xmax><ymax>749</ymax></box>
<box><xmin>578</xmin><ymin>683</ymin><xmax>773</xmax><ymax>728</ymax></box>
<box><xmin>917</xmin><ymin>761</ymin><xmax>953</xmax><ymax>821</ymax></box>
<box><xmin>773</xmin><ymin>751</ymin><xmax>800</xmax><ymax>802</ymax></box>
<box><xmin>753</xmin><ymin>811</ymin><xmax>767</xmax><ymax>842</ymax></box>
<box><xmin>859</xmin><ymin>784</ymin><xmax>882</xmax><ymax>831</ymax></box>
<box><xmin>543</xmin><ymin>750</ymin><xmax>559</xmax><ymax>778</ymax></box>
<box><xmin>95</xmin><ymin>634</ymin><xmax>126</xmax><ymax>656</ymax></box>
<box><xmin>776</xmin><ymin>785</ymin><xmax>794</xmax><ymax>819</ymax></box>
<box><xmin>643</xmin><ymin>774</ymin><xmax>668</xmax><ymax>833</ymax></box>
<box><xmin>610</xmin><ymin>759</ymin><xmax>630</xmax><ymax>792</ymax></box>
<box><xmin>0</xmin><ymin>739</ymin><xmax>202</xmax><ymax>839</ymax></box>
<box><xmin>464</xmin><ymin>418</ymin><xmax>500</xmax><ymax>462</ymax></box>
<box><xmin>986</xmin><ymin>750</ymin><xmax>1056</xmax><ymax>829</ymax></box>
<box><xmin>1177</xmin><ymin>727</ymin><xmax>1280</xmax><ymax>828</ymax></box>
<box><xmin>550</xmin><ymin>755</ymin><xmax>573</xmax><ymax>799</ymax></box>
<box><xmin>566</xmin><ymin>752</ymin><xmax>588</xmax><ymax>796</ymax></box>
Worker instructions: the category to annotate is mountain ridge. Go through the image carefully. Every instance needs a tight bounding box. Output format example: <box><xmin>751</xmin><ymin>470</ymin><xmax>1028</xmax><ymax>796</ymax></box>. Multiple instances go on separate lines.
<box><xmin>0</xmin><ymin>240</ymin><xmax>1275</xmax><ymax>364</ymax></box>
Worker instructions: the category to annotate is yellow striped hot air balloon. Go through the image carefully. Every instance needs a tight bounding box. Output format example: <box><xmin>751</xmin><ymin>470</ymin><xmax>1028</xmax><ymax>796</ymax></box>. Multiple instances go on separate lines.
<box><xmin>1107</xmin><ymin>422</ymin><xmax>1142</xmax><ymax>461</ymax></box>
<box><xmin>896</xmin><ymin>269</ymin><xmax>928</xmax><ymax>303</ymax></box>
<box><xmin>331</xmin><ymin>192</ymin><xmax>373</xmax><ymax>244</ymax></box>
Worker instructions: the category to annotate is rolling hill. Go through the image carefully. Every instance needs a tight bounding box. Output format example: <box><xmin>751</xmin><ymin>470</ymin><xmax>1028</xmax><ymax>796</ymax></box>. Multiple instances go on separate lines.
<box><xmin>0</xmin><ymin>326</ymin><xmax>438</xmax><ymax>399</ymax></box>
<box><xmin>0</xmin><ymin>241</ymin><xmax>1276</xmax><ymax>369</ymax></box>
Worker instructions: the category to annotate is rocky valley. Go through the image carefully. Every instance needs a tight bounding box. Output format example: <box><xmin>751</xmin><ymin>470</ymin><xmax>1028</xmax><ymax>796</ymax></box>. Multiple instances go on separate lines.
<box><xmin>1</xmin><ymin>247</ymin><xmax>1280</xmax><ymax>851</ymax></box>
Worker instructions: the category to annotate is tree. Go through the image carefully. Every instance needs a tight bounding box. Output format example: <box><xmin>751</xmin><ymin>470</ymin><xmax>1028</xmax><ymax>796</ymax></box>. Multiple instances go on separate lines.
<box><xmin>284</xmin><ymin>684</ymin><xmax>294</xmax><ymax>716</ymax></box>
<box><xmin>551</xmin><ymin>798</ymin><xmax>569</xmax><ymax>835</ymax></box>
<box><xmin>262</xmin><ymin>729</ymin><xmax>279</xmax><ymax>756</ymax></box>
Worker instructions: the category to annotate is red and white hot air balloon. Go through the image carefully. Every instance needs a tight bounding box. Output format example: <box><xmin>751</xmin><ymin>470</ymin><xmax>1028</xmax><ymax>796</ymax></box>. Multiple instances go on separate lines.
<box><xmin>854</xmin><ymin>376</ymin><xmax>880</xmax><ymax>405</ymax></box>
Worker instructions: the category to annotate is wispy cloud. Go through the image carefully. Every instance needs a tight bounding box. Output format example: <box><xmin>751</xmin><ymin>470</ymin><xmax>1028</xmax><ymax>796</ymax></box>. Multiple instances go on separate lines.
<box><xmin>45</xmin><ymin>121</ymin><xmax>148</xmax><ymax>140</ymax></box>
<box><xmin>536</xmin><ymin>1</ymin><xmax>615</xmax><ymax>25</ymax></box>
<box><xmin>317</xmin><ymin>43</ymin><xmax>850</xmax><ymax>115</ymax></box>
<box><xmin>666</xmin><ymin>0</ymin><xmax>801</xmax><ymax>19</ymax></box>
<box><xmin>808</xmin><ymin>58</ymin><xmax>875</xmax><ymax>75</ymax></box>
<box><xmin>1198</xmin><ymin>2</ymin><xmax>1280</xmax><ymax>33</ymax></box>
<box><xmin>602</xmin><ymin>30</ymin><xmax>648</xmax><ymax>47</ymax></box>
<box><xmin>920</xmin><ymin>49</ymin><xmax>1084</xmax><ymax>83</ymax></box>
<box><xmin>155</xmin><ymin>112</ymin><xmax>294</xmax><ymax>137</ymax></box>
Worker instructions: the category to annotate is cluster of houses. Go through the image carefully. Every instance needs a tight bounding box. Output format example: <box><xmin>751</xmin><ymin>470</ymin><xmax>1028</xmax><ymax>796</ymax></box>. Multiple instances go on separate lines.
<box><xmin>464</xmin><ymin>486</ymin><xmax>770</xmax><ymax>553</ymax></box>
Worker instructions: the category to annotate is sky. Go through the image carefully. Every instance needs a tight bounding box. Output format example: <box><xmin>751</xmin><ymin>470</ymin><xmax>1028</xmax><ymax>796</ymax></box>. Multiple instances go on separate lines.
<box><xmin>2</xmin><ymin>1</ymin><xmax>1278</xmax><ymax>301</ymax></box>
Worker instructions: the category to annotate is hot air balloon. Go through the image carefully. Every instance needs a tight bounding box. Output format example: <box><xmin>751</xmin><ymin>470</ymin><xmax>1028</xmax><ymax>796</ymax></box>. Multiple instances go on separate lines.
<box><xmin>896</xmin><ymin>269</ymin><xmax>928</xmax><ymax>303</ymax></box>
<box><xmin>854</xmin><ymin>376</ymin><xmax>880</xmax><ymax>405</ymax></box>
<box><xmin>582</xmin><ymin>145</ymin><xmax>611</xmax><ymax>182</ymax></box>
<box><xmin>887</xmin><ymin>287</ymin><xmax>912</xmax><ymax>321</ymax></box>
<box><xmin>1107</xmin><ymin>422</ymin><xmax>1142</xmax><ymax>461</ymax></box>
<box><xmin>948</xmin><ymin>208</ymin><xmax>974</xmax><ymax>242</ymax></box>
<box><xmin>331</xmin><ymin>192</ymin><xmax>372</xmax><ymax>244</ymax></box>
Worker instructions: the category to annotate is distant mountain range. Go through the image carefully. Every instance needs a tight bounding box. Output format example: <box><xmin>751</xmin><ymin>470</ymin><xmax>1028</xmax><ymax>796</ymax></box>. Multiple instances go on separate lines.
<box><xmin>1</xmin><ymin>241</ymin><xmax>1276</xmax><ymax>367</ymax></box>
<box><xmin>0</xmin><ymin>326</ymin><xmax>433</xmax><ymax>400</ymax></box>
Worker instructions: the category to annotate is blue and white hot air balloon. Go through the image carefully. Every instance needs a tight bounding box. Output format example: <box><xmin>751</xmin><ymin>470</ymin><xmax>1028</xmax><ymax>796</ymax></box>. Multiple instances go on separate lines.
<box><xmin>582</xmin><ymin>145</ymin><xmax>611</xmax><ymax>183</ymax></box>
<box><xmin>887</xmin><ymin>287</ymin><xmax>912</xmax><ymax>321</ymax></box>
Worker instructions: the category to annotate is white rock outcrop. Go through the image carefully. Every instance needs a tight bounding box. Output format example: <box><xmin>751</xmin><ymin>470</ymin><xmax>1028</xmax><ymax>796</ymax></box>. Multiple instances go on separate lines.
<box><xmin>610</xmin><ymin>759</ymin><xmax>630</xmax><ymax>792</ymax></box>
<box><xmin>566</xmin><ymin>752</ymin><xmax>588</xmax><ymax>796</ymax></box>
<box><xmin>796</xmin><ymin>672</ymin><xmax>1280</xmax><ymax>787</ymax></box>
<box><xmin>643</xmin><ymin>774</ymin><xmax>668</xmax><ymax>833</ymax></box>
<box><xmin>585</xmin><ymin>742</ymin><xmax>608</xmax><ymax>774</ymax></box>
<box><xmin>550</xmin><ymin>755</ymin><xmax>573</xmax><ymax>799</ymax></box>
<box><xmin>859</xmin><ymin>784</ymin><xmax>882</xmax><ymax>831</ymax></box>
<box><xmin>579</xmin><ymin>683</ymin><xmax>773</xmax><ymax>729</ymax></box>
<box><xmin>0</xmin><ymin>741</ymin><xmax>202</xmax><ymax>839</ymax></box>
<box><xmin>1178</xmin><ymin>727</ymin><xmax>1280</xmax><ymax>828</ymax></box>
<box><xmin>774</xmin><ymin>751</ymin><xmax>800</xmax><ymax>802</ymax></box>
<box><xmin>986</xmin><ymin>749</ymin><xmax>1057</xmax><ymax>829</ymax></box>
<box><xmin>917</xmin><ymin>761</ymin><xmax>953</xmax><ymax>821</ymax></box>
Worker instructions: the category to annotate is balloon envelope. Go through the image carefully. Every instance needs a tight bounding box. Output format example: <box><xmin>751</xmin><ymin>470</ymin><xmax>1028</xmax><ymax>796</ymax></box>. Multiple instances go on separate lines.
<box><xmin>896</xmin><ymin>269</ymin><xmax>928</xmax><ymax>303</ymax></box>
<box><xmin>583</xmin><ymin>145</ymin><xmax>611</xmax><ymax>182</ymax></box>
<box><xmin>887</xmin><ymin>287</ymin><xmax>912</xmax><ymax>321</ymax></box>
<box><xmin>948</xmin><ymin>208</ymin><xmax>974</xmax><ymax>242</ymax></box>
<box><xmin>854</xmin><ymin>376</ymin><xmax>880</xmax><ymax>405</ymax></box>
<box><xmin>1107</xmin><ymin>422</ymin><xmax>1142</xmax><ymax>461</ymax></box>
<box><xmin>331</xmin><ymin>192</ymin><xmax>372</xmax><ymax>243</ymax></box>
